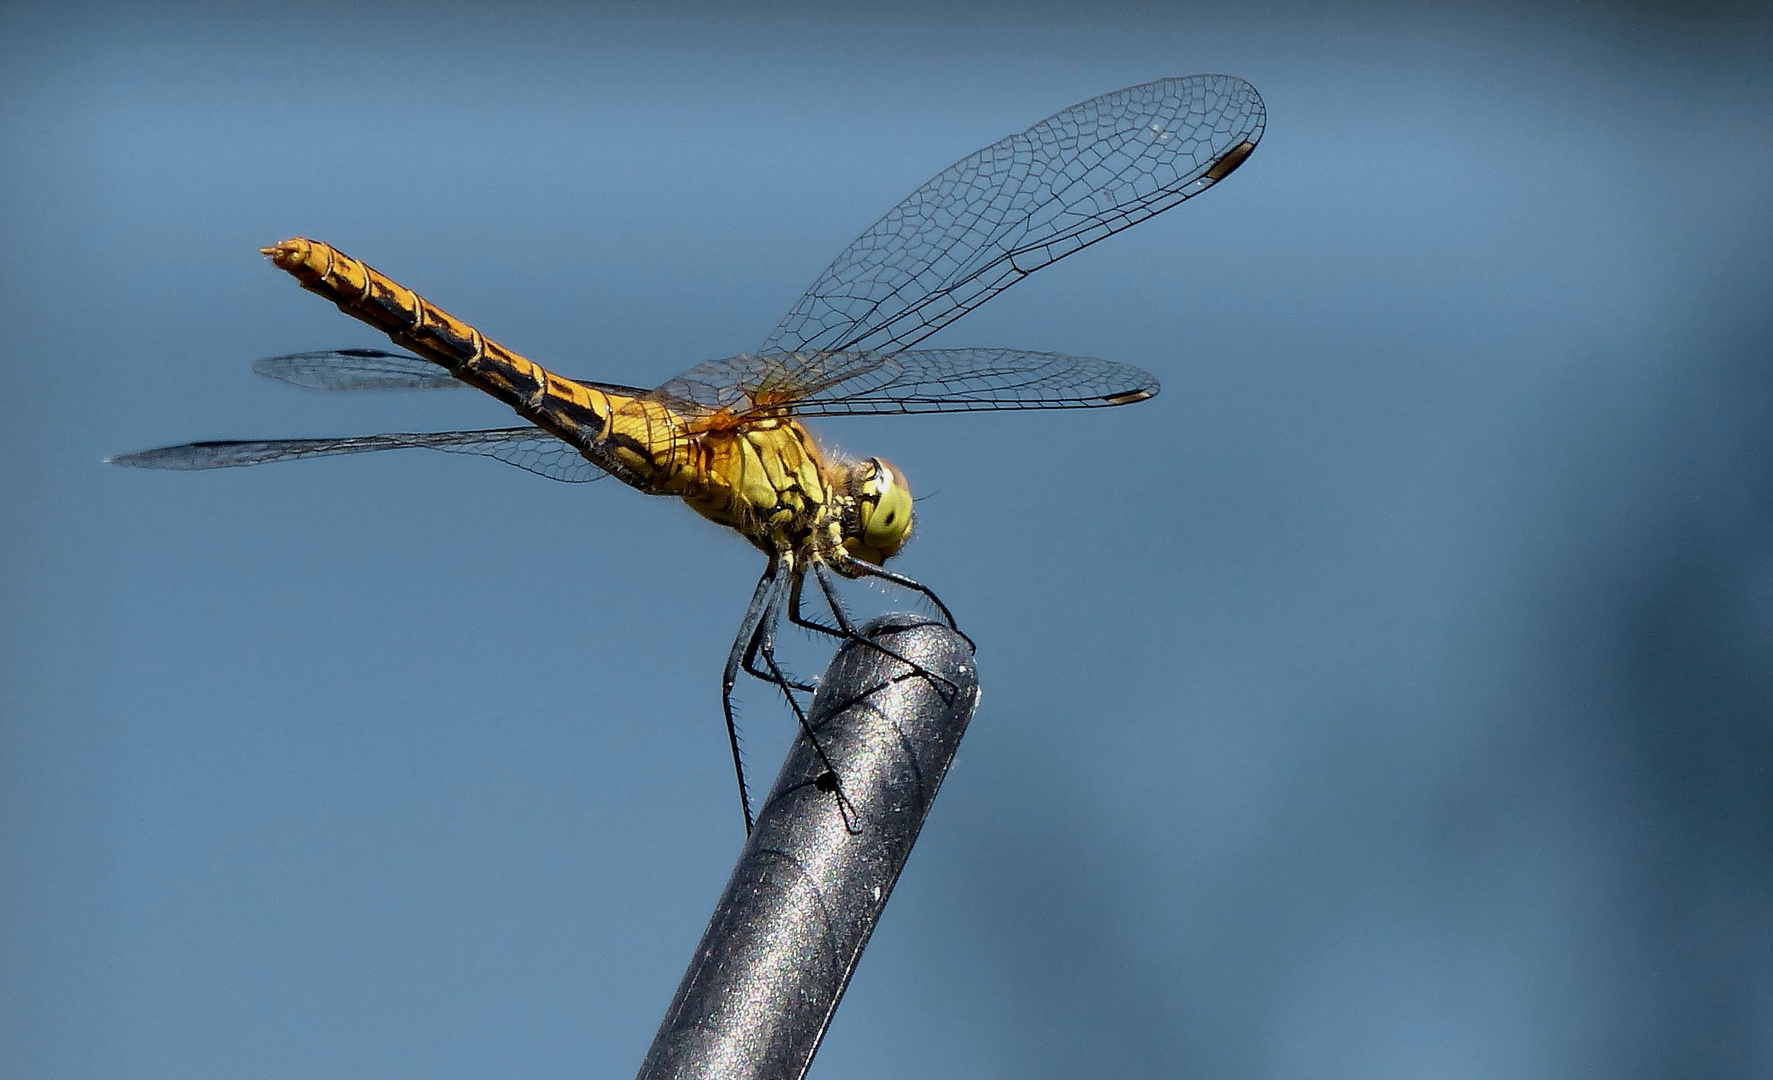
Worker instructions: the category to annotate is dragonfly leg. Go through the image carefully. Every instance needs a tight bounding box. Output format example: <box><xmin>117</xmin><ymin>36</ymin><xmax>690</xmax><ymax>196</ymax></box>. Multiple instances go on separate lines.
<box><xmin>746</xmin><ymin>561</ymin><xmax>860</xmax><ymax>833</ymax></box>
<box><xmin>755</xmin><ymin>643</ymin><xmax>861</xmax><ymax>834</ymax></box>
<box><xmin>790</xmin><ymin>562</ymin><xmax>959</xmax><ymax>703</ymax></box>
<box><xmin>741</xmin><ymin>579</ymin><xmax>816</xmax><ymax>694</ymax></box>
<box><xmin>721</xmin><ymin>561</ymin><xmax>782</xmax><ymax>834</ymax></box>
<box><xmin>791</xmin><ymin>560</ymin><xmax>952</xmax><ymax>697</ymax></box>
<box><xmin>788</xmin><ymin>564</ymin><xmax>850</xmax><ymax>638</ymax></box>
<box><xmin>834</xmin><ymin>554</ymin><xmax>975</xmax><ymax>651</ymax></box>
<box><xmin>809</xmin><ymin>560</ymin><xmax>962</xmax><ymax>702</ymax></box>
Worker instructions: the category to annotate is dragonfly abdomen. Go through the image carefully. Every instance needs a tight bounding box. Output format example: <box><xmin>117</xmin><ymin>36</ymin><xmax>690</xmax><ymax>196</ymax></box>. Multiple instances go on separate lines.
<box><xmin>264</xmin><ymin>238</ymin><xmax>488</xmax><ymax>373</ymax></box>
<box><xmin>261</xmin><ymin>237</ymin><xmax>628</xmax><ymax>465</ymax></box>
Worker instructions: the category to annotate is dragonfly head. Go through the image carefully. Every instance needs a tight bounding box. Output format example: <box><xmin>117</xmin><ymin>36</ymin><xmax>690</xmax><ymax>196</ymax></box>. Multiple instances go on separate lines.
<box><xmin>838</xmin><ymin>457</ymin><xmax>913</xmax><ymax>565</ymax></box>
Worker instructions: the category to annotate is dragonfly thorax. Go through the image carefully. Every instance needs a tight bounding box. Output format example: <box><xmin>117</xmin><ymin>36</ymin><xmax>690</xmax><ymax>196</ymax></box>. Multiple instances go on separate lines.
<box><xmin>675</xmin><ymin>418</ymin><xmax>911</xmax><ymax>569</ymax></box>
<box><xmin>675</xmin><ymin>419</ymin><xmax>832</xmax><ymax>552</ymax></box>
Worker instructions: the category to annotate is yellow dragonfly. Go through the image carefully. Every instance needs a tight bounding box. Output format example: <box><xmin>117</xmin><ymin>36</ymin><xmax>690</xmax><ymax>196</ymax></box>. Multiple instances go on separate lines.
<box><xmin>111</xmin><ymin>74</ymin><xmax>1264</xmax><ymax>830</ymax></box>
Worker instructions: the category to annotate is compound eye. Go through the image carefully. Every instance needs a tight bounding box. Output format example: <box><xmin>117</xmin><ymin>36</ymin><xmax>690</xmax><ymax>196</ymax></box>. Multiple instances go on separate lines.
<box><xmin>859</xmin><ymin>458</ymin><xmax>913</xmax><ymax>557</ymax></box>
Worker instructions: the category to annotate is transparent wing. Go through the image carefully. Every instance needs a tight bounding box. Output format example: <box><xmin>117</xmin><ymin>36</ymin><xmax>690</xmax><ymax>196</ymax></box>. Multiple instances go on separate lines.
<box><xmin>763</xmin><ymin>74</ymin><xmax>1264</xmax><ymax>356</ymax></box>
<box><xmin>254</xmin><ymin>348</ymin><xmax>652</xmax><ymax>397</ymax></box>
<box><xmin>652</xmin><ymin>348</ymin><xmax>1157</xmax><ymax>417</ymax></box>
<box><xmin>253</xmin><ymin>348</ymin><xmax>462</xmax><ymax>390</ymax></box>
<box><xmin>107</xmin><ymin>428</ymin><xmax>606</xmax><ymax>483</ymax></box>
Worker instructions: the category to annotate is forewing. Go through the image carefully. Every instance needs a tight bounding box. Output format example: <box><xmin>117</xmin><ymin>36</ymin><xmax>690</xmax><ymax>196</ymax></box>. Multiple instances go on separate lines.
<box><xmin>254</xmin><ymin>348</ymin><xmax>653</xmax><ymax>397</ymax></box>
<box><xmin>762</xmin><ymin>349</ymin><xmax>1159</xmax><ymax>416</ymax></box>
<box><xmin>649</xmin><ymin>351</ymin><xmax>889</xmax><ymax>414</ymax></box>
<box><xmin>650</xmin><ymin>348</ymin><xmax>1158</xmax><ymax>416</ymax></box>
<box><xmin>762</xmin><ymin>74</ymin><xmax>1264</xmax><ymax>355</ymax></box>
<box><xmin>107</xmin><ymin>428</ymin><xmax>606</xmax><ymax>483</ymax></box>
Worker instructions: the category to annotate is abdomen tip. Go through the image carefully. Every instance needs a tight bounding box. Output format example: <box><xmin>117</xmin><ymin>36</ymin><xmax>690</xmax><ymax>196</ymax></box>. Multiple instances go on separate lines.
<box><xmin>260</xmin><ymin>238</ymin><xmax>310</xmax><ymax>267</ymax></box>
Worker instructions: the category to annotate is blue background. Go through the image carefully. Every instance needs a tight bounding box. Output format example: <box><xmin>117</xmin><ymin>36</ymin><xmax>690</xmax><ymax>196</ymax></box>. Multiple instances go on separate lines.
<box><xmin>4</xmin><ymin>2</ymin><xmax>1772</xmax><ymax>1077</ymax></box>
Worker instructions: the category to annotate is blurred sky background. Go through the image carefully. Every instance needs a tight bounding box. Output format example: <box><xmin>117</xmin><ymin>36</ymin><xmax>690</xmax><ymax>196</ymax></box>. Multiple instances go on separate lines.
<box><xmin>4</xmin><ymin>2</ymin><xmax>1772</xmax><ymax>1077</ymax></box>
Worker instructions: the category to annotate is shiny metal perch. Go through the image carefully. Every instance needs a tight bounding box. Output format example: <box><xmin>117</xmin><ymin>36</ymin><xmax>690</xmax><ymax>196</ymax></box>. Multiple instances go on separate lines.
<box><xmin>637</xmin><ymin>616</ymin><xmax>980</xmax><ymax>1080</ymax></box>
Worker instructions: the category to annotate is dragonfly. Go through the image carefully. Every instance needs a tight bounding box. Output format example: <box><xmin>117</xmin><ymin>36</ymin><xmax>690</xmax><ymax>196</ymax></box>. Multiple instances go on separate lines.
<box><xmin>111</xmin><ymin>74</ymin><xmax>1265</xmax><ymax>832</ymax></box>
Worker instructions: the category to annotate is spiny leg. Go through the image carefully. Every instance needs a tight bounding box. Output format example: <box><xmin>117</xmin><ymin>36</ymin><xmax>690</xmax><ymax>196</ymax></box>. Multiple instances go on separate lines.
<box><xmin>721</xmin><ymin>561</ymin><xmax>781</xmax><ymax>834</ymax></box>
<box><xmin>834</xmin><ymin>553</ymin><xmax>974</xmax><ymax>650</ymax></box>
<box><xmin>744</xmin><ymin>567</ymin><xmax>834</xmax><ymax>756</ymax></box>
<box><xmin>752</xmin><ymin>631</ymin><xmax>862</xmax><ymax>835</ymax></box>
<box><xmin>797</xmin><ymin>556</ymin><xmax>950</xmax><ymax>673</ymax></box>
<box><xmin>788</xmin><ymin>565</ymin><xmax>851</xmax><ymax>638</ymax></box>
<box><xmin>789</xmin><ymin>560</ymin><xmax>935</xmax><ymax>682</ymax></box>
<box><xmin>745</xmin><ymin>562</ymin><xmax>860</xmax><ymax>832</ymax></box>
<box><xmin>802</xmin><ymin>559</ymin><xmax>962</xmax><ymax>703</ymax></box>
<box><xmin>743</xmin><ymin>573</ymin><xmax>815</xmax><ymax>694</ymax></box>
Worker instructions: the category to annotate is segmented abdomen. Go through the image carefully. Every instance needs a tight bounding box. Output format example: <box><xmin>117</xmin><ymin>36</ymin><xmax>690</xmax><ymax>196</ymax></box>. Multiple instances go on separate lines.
<box><xmin>261</xmin><ymin>237</ymin><xmax>677</xmax><ymax>483</ymax></box>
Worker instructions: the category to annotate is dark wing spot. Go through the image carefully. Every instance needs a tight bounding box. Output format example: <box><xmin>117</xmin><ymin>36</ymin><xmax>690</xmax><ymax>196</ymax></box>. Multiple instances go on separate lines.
<box><xmin>1101</xmin><ymin>388</ymin><xmax>1155</xmax><ymax>405</ymax></box>
<box><xmin>1204</xmin><ymin>140</ymin><xmax>1257</xmax><ymax>181</ymax></box>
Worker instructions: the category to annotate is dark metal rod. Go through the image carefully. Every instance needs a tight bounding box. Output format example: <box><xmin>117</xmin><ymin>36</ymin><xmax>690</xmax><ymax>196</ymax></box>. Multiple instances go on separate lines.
<box><xmin>636</xmin><ymin>615</ymin><xmax>981</xmax><ymax>1080</ymax></box>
